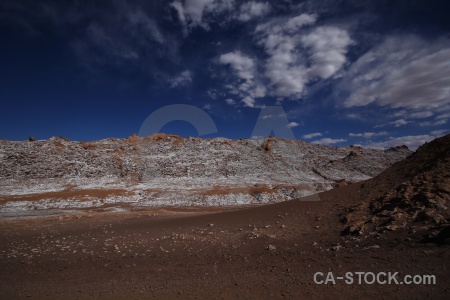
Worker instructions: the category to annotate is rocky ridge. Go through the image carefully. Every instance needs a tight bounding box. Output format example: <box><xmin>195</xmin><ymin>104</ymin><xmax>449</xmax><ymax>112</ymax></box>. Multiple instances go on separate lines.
<box><xmin>0</xmin><ymin>134</ymin><xmax>411</xmax><ymax>218</ymax></box>
<box><xmin>341</xmin><ymin>134</ymin><xmax>450</xmax><ymax>243</ymax></box>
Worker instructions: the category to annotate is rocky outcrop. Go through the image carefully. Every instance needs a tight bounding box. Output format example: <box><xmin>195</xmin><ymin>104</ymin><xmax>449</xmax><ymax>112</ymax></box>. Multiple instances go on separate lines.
<box><xmin>341</xmin><ymin>134</ymin><xmax>450</xmax><ymax>243</ymax></box>
<box><xmin>0</xmin><ymin>134</ymin><xmax>411</xmax><ymax>217</ymax></box>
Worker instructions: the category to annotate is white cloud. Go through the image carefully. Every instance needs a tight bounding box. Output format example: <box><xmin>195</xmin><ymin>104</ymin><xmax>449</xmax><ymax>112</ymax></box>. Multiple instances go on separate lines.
<box><xmin>419</xmin><ymin>119</ymin><xmax>447</xmax><ymax>127</ymax></box>
<box><xmin>376</xmin><ymin>119</ymin><xmax>409</xmax><ymax>128</ymax></box>
<box><xmin>254</xmin><ymin>14</ymin><xmax>352</xmax><ymax>98</ymax></box>
<box><xmin>225</xmin><ymin>98</ymin><xmax>235</xmax><ymax>105</ymax></box>
<box><xmin>255</xmin><ymin>17</ymin><xmax>311</xmax><ymax>97</ymax></box>
<box><xmin>287</xmin><ymin>121</ymin><xmax>300</xmax><ymax>128</ymax></box>
<box><xmin>341</xmin><ymin>35</ymin><xmax>450</xmax><ymax>118</ymax></box>
<box><xmin>302</xmin><ymin>132</ymin><xmax>322</xmax><ymax>139</ymax></box>
<box><xmin>237</xmin><ymin>2</ymin><xmax>271</xmax><ymax>22</ymax></box>
<box><xmin>254</xmin><ymin>13</ymin><xmax>316</xmax><ymax>34</ymax></box>
<box><xmin>363</xmin><ymin>135</ymin><xmax>438</xmax><ymax>150</ymax></box>
<box><xmin>170</xmin><ymin>70</ymin><xmax>192</xmax><ymax>87</ymax></box>
<box><xmin>392</xmin><ymin>110</ymin><xmax>407</xmax><ymax>118</ymax></box>
<box><xmin>242</xmin><ymin>96</ymin><xmax>255</xmax><ymax>108</ymax></box>
<box><xmin>311</xmin><ymin>138</ymin><xmax>346</xmax><ymax>145</ymax></box>
<box><xmin>206</xmin><ymin>89</ymin><xmax>218</xmax><ymax>99</ymax></box>
<box><xmin>345</xmin><ymin>113</ymin><xmax>364</xmax><ymax>121</ymax></box>
<box><xmin>349</xmin><ymin>133</ymin><xmax>366</xmax><ymax>137</ymax></box>
<box><xmin>436</xmin><ymin>112</ymin><xmax>450</xmax><ymax>120</ymax></box>
<box><xmin>431</xmin><ymin>129</ymin><xmax>447</xmax><ymax>136</ymax></box>
<box><xmin>390</xmin><ymin>119</ymin><xmax>410</xmax><ymax>127</ymax></box>
<box><xmin>301</xmin><ymin>26</ymin><xmax>353</xmax><ymax>79</ymax></box>
<box><xmin>126</xmin><ymin>7</ymin><xmax>164</xmax><ymax>44</ymax></box>
<box><xmin>170</xmin><ymin>1</ymin><xmax>186</xmax><ymax>24</ymax></box>
<box><xmin>219</xmin><ymin>51</ymin><xmax>255</xmax><ymax>80</ymax></box>
<box><xmin>265</xmin><ymin>55</ymin><xmax>308</xmax><ymax>97</ymax></box>
<box><xmin>185</xmin><ymin>0</ymin><xmax>214</xmax><ymax>22</ymax></box>
<box><xmin>284</xmin><ymin>14</ymin><xmax>317</xmax><ymax>32</ymax></box>
<box><xmin>170</xmin><ymin>0</ymin><xmax>234</xmax><ymax>29</ymax></box>
<box><xmin>219</xmin><ymin>51</ymin><xmax>267</xmax><ymax>106</ymax></box>
<box><xmin>249</xmin><ymin>84</ymin><xmax>267</xmax><ymax>98</ymax></box>
<box><xmin>213</xmin><ymin>13</ymin><xmax>352</xmax><ymax>106</ymax></box>
<box><xmin>349</xmin><ymin>131</ymin><xmax>389</xmax><ymax>139</ymax></box>
<box><xmin>409</xmin><ymin>111</ymin><xmax>433</xmax><ymax>119</ymax></box>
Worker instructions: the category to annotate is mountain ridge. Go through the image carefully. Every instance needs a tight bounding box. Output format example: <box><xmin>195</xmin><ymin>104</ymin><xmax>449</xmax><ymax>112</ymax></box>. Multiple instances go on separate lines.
<box><xmin>0</xmin><ymin>133</ymin><xmax>411</xmax><ymax>218</ymax></box>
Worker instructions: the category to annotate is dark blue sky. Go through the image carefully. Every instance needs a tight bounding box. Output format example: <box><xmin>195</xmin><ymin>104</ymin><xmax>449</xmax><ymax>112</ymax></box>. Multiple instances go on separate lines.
<box><xmin>1</xmin><ymin>0</ymin><xmax>449</xmax><ymax>149</ymax></box>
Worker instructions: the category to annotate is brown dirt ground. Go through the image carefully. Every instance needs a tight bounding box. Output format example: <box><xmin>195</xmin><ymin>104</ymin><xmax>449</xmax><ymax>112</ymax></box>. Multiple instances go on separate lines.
<box><xmin>0</xmin><ymin>183</ymin><xmax>449</xmax><ymax>299</ymax></box>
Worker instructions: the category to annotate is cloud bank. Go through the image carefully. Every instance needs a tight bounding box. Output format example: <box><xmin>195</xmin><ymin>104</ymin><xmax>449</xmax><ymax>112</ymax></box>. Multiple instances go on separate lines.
<box><xmin>217</xmin><ymin>13</ymin><xmax>353</xmax><ymax>107</ymax></box>
<box><xmin>340</xmin><ymin>35</ymin><xmax>450</xmax><ymax>123</ymax></box>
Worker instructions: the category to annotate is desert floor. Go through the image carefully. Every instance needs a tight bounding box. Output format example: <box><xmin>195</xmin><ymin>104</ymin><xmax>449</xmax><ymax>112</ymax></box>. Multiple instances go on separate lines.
<box><xmin>1</xmin><ymin>183</ymin><xmax>449</xmax><ymax>299</ymax></box>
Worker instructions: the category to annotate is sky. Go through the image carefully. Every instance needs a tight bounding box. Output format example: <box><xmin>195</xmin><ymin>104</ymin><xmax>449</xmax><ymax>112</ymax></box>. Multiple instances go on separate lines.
<box><xmin>0</xmin><ymin>0</ymin><xmax>449</xmax><ymax>149</ymax></box>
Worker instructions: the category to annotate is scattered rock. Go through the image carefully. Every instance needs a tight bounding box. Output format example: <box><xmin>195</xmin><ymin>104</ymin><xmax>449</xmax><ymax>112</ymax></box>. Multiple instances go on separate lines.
<box><xmin>331</xmin><ymin>244</ymin><xmax>342</xmax><ymax>251</ymax></box>
<box><xmin>267</xmin><ymin>245</ymin><xmax>276</xmax><ymax>251</ymax></box>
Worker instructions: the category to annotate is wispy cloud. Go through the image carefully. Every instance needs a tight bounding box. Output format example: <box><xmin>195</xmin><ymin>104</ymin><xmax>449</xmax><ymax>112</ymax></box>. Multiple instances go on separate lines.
<box><xmin>218</xmin><ymin>13</ymin><xmax>353</xmax><ymax>106</ymax></box>
<box><xmin>170</xmin><ymin>70</ymin><xmax>193</xmax><ymax>88</ymax></box>
<box><xmin>340</xmin><ymin>35</ymin><xmax>450</xmax><ymax>121</ymax></box>
<box><xmin>170</xmin><ymin>0</ymin><xmax>234</xmax><ymax>30</ymax></box>
<box><xmin>390</xmin><ymin>119</ymin><xmax>410</xmax><ymax>127</ymax></box>
<box><xmin>225</xmin><ymin>98</ymin><xmax>236</xmax><ymax>105</ymax></box>
<box><xmin>311</xmin><ymin>138</ymin><xmax>346</xmax><ymax>145</ymax></box>
<box><xmin>349</xmin><ymin>131</ymin><xmax>389</xmax><ymax>139</ymax></box>
<box><xmin>301</xmin><ymin>26</ymin><xmax>354</xmax><ymax>79</ymax></box>
<box><xmin>363</xmin><ymin>134</ymin><xmax>440</xmax><ymax>150</ymax></box>
<box><xmin>3</xmin><ymin>0</ymin><xmax>448</xmax><ymax>137</ymax></box>
<box><xmin>287</xmin><ymin>122</ymin><xmax>300</xmax><ymax>128</ymax></box>
<box><xmin>219</xmin><ymin>51</ymin><xmax>266</xmax><ymax>107</ymax></box>
<box><xmin>436</xmin><ymin>112</ymin><xmax>450</xmax><ymax>120</ymax></box>
<box><xmin>237</xmin><ymin>2</ymin><xmax>271</xmax><ymax>22</ymax></box>
<box><xmin>409</xmin><ymin>111</ymin><xmax>434</xmax><ymax>119</ymax></box>
<box><xmin>431</xmin><ymin>129</ymin><xmax>447</xmax><ymax>136</ymax></box>
<box><xmin>255</xmin><ymin>16</ymin><xmax>311</xmax><ymax>98</ymax></box>
<box><xmin>219</xmin><ymin>51</ymin><xmax>255</xmax><ymax>81</ymax></box>
<box><xmin>302</xmin><ymin>132</ymin><xmax>322</xmax><ymax>139</ymax></box>
<box><xmin>376</xmin><ymin>119</ymin><xmax>410</xmax><ymax>128</ymax></box>
<box><xmin>419</xmin><ymin>119</ymin><xmax>447</xmax><ymax>127</ymax></box>
<box><xmin>242</xmin><ymin>96</ymin><xmax>255</xmax><ymax>108</ymax></box>
<box><xmin>17</xmin><ymin>1</ymin><xmax>183</xmax><ymax>81</ymax></box>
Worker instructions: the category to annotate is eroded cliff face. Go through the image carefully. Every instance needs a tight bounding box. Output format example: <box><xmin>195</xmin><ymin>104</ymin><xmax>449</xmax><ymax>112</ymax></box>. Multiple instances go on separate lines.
<box><xmin>0</xmin><ymin>134</ymin><xmax>411</xmax><ymax>218</ymax></box>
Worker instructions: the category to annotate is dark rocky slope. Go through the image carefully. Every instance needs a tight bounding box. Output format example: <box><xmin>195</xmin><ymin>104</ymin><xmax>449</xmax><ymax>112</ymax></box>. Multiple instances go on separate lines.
<box><xmin>342</xmin><ymin>134</ymin><xmax>450</xmax><ymax>244</ymax></box>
